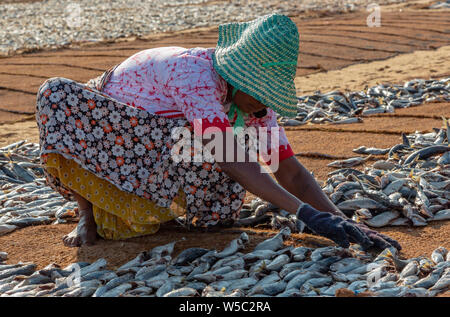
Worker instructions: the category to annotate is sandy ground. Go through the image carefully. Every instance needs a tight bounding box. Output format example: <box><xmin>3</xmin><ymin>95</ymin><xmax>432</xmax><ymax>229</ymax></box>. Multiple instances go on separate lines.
<box><xmin>295</xmin><ymin>45</ymin><xmax>450</xmax><ymax>94</ymax></box>
<box><xmin>1</xmin><ymin>9</ymin><xmax>450</xmax><ymax>124</ymax></box>
<box><xmin>0</xmin><ymin>4</ymin><xmax>449</xmax><ymax>297</ymax></box>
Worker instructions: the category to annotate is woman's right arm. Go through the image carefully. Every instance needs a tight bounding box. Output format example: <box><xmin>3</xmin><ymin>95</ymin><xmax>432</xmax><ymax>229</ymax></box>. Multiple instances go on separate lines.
<box><xmin>205</xmin><ymin>130</ymin><xmax>302</xmax><ymax>214</ymax></box>
<box><xmin>204</xmin><ymin>131</ymin><xmax>374</xmax><ymax>250</ymax></box>
<box><xmin>219</xmin><ymin>160</ymin><xmax>302</xmax><ymax>214</ymax></box>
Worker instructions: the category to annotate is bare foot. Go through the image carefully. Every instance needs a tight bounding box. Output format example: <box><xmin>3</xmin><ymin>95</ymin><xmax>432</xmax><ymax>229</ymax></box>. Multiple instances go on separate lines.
<box><xmin>63</xmin><ymin>207</ymin><xmax>97</xmax><ymax>247</ymax></box>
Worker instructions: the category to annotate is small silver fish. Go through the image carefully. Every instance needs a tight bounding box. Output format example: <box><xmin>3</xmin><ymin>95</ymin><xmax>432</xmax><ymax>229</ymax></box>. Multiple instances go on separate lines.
<box><xmin>327</xmin><ymin>156</ymin><xmax>371</xmax><ymax>168</ymax></box>
<box><xmin>93</xmin><ymin>273</ymin><xmax>134</xmax><ymax>297</ymax></box>
<box><xmin>337</xmin><ymin>198</ymin><xmax>385</xmax><ymax>211</ymax></box>
<box><xmin>330</xmin><ymin>258</ymin><xmax>365</xmax><ymax>274</ymax></box>
<box><xmin>116</xmin><ymin>252</ymin><xmax>149</xmax><ymax>274</ymax></box>
<box><xmin>0</xmin><ymin>264</ymin><xmax>36</xmax><ymax>280</ymax></box>
<box><xmin>353</xmin><ymin>146</ymin><xmax>390</xmax><ymax>155</ymax></box>
<box><xmin>265</xmin><ymin>254</ymin><xmax>290</xmax><ymax>272</ymax></box>
<box><xmin>254</xmin><ymin>227</ymin><xmax>290</xmax><ymax>252</ymax></box>
<box><xmin>429</xmin><ymin>209</ymin><xmax>450</xmax><ymax>221</ymax></box>
<box><xmin>330</xmin><ymin>272</ymin><xmax>363</xmax><ymax>283</ymax></box>
<box><xmin>211</xmin><ymin>255</ymin><xmax>244</xmax><ymax>271</ymax></box>
<box><xmin>0</xmin><ymin>224</ymin><xmax>17</xmax><ymax>236</ymax></box>
<box><xmin>163</xmin><ymin>287</ymin><xmax>198</xmax><ymax>297</ymax></box>
<box><xmin>192</xmin><ymin>272</ymin><xmax>217</xmax><ymax>284</ymax></box>
<box><xmin>156</xmin><ymin>281</ymin><xmax>174</xmax><ymax>297</ymax></box>
<box><xmin>135</xmin><ymin>264</ymin><xmax>167</xmax><ymax>281</ymax></box>
<box><xmin>227</xmin><ymin>277</ymin><xmax>258</xmax><ymax>292</ymax></box>
<box><xmin>375</xmin><ymin>286</ymin><xmax>406</xmax><ymax>297</ymax></box>
<box><xmin>400</xmin><ymin>261</ymin><xmax>419</xmax><ymax>279</ymax></box>
<box><xmin>151</xmin><ymin>240</ymin><xmax>178</xmax><ymax>259</ymax></box>
<box><xmin>286</xmin><ymin>271</ymin><xmax>326</xmax><ymax>290</ymax></box>
<box><xmin>215</xmin><ymin>269</ymin><xmax>246</xmax><ymax>283</ymax></box>
<box><xmin>251</xmin><ymin>272</ymin><xmax>281</xmax><ymax>291</ymax></box>
<box><xmin>398</xmin><ymin>275</ymin><xmax>420</xmax><ymax>286</ymax></box>
<box><xmin>347</xmin><ymin>280</ymin><xmax>368</xmax><ymax>292</ymax></box>
<box><xmin>364</xmin><ymin>210</ymin><xmax>400</xmax><ymax>228</ymax></box>
<box><xmin>431</xmin><ymin>247</ymin><xmax>447</xmax><ymax>264</ymax></box>
<box><xmin>428</xmin><ymin>268</ymin><xmax>450</xmax><ymax>295</ymax></box>
<box><xmin>243</xmin><ymin>250</ymin><xmax>277</xmax><ymax>263</ymax></box>
<box><xmin>250</xmin><ymin>281</ymin><xmax>287</xmax><ymax>296</ymax></box>
<box><xmin>100</xmin><ymin>283</ymin><xmax>133</xmax><ymax>297</ymax></box>
<box><xmin>321</xmin><ymin>282</ymin><xmax>349</xmax><ymax>296</ymax></box>
<box><xmin>215</xmin><ymin>238</ymin><xmax>245</xmax><ymax>259</ymax></box>
<box><xmin>290</xmin><ymin>247</ymin><xmax>310</xmax><ymax>262</ymax></box>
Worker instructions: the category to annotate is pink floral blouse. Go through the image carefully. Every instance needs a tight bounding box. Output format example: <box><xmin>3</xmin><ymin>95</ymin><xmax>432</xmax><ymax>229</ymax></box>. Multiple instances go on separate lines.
<box><xmin>102</xmin><ymin>46</ymin><xmax>294</xmax><ymax>162</ymax></box>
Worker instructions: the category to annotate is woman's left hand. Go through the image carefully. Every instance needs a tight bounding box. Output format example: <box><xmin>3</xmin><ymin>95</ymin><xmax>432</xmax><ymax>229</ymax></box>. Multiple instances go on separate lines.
<box><xmin>347</xmin><ymin>219</ymin><xmax>402</xmax><ymax>251</ymax></box>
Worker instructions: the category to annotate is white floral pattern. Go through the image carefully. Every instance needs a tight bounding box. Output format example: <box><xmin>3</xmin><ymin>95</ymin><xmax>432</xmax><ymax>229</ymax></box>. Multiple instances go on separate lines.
<box><xmin>101</xmin><ymin>47</ymin><xmax>292</xmax><ymax>158</ymax></box>
<box><xmin>36</xmin><ymin>77</ymin><xmax>245</xmax><ymax>228</ymax></box>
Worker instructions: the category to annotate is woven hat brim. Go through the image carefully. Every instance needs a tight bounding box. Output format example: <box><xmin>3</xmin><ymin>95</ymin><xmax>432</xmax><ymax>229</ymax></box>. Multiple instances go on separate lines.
<box><xmin>213</xmin><ymin>53</ymin><xmax>298</xmax><ymax>118</ymax></box>
<box><xmin>213</xmin><ymin>15</ymin><xmax>299</xmax><ymax>118</ymax></box>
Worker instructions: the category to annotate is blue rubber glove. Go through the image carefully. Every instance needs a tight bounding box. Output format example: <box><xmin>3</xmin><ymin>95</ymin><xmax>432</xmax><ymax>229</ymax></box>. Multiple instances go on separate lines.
<box><xmin>296</xmin><ymin>203</ymin><xmax>373</xmax><ymax>249</ymax></box>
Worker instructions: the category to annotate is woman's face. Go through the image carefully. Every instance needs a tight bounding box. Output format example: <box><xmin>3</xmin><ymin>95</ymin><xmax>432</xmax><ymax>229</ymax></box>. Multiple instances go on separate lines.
<box><xmin>229</xmin><ymin>84</ymin><xmax>267</xmax><ymax>114</ymax></box>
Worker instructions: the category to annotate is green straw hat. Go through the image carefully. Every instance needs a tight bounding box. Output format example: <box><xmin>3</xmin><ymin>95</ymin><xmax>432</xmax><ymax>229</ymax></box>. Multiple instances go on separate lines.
<box><xmin>213</xmin><ymin>13</ymin><xmax>299</xmax><ymax>118</ymax></box>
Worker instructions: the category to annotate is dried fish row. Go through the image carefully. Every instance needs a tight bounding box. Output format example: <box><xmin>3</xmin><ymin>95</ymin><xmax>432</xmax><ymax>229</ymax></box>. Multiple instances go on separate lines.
<box><xmin>0</xmin><ymin>233</ymin><xmax>448</xmax><ymax>297</ymax></box>
<box><xmin>0</xmin><ymin>141</ymin><xmax>79</xmax><ymax>236</ymax></box>
<box><xmin>228</xmin><ymin>122</ymin><xmax>448</xmax><ymax>230</ymax></box>
<box><xmin>280</xmin><ymin>77</ymin><xmax>450</xmax><ymax>126</ymax></box>
<box><xmin>318</xmin><ymin>123</ymin><xmax>450</xmax><ymax>228</ymax></box>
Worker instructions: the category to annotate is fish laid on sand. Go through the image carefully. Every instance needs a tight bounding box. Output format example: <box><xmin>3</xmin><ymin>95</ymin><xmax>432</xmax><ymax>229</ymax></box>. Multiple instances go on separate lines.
<box><xmin>1</xmin><ymin>231</ymin><xmax>449</xmax><ymax>297</ymax></box>
<box><xmin>236</xmin><ymin>124</ymin><xmax>449</xmax><ymax>231</ymax></box>
<box><xmin>281</xmin><ymin>77</ymin><xmax>450</xmax><ymax>126</ymax></box>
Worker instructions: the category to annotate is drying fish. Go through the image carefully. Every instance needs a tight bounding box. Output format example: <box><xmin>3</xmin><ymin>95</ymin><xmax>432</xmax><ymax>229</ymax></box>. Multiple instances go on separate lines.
<box><xmin>265</xmin><ymin>254</ymin><xmax>290</xmax><ymax>272</ymax></box>
<box><xmin>243</xmin><ymin>250</ymin><xmax>277</xmax><ymax>263</ymax></box>
<box><xmin>428</xmin><ymin>268</ymin><xmax>450</xmax><ymax>295</ymax></box>
<box><xmin>353</xmin><ymin>146</ymin><xmax>390</xmax><ymax>155</ymax></box>
<box><xmin>414</xmin><ymin>266</ymin><xmax>448</xmax><ymax>289</ymax></box>
<box><xmin>372</xmin><ymin>160</ymin><xmax>397</xmax><ymax>170</ymax></box>
<box><xmin>363</xmin><ymin>211</ymin><xmax>400</xmax><ymax>228</ymax></box>
<box><xmin>116</xmin><ymin>252</ymin><xmax>150</xmax><ymax>274</ymax></box>
<box><xmin>327</xmin><ymin>156</ymin><xmax>371</xmax><ymax>168</ymax></box>
<box><xmin>250</xmin><ymin>281</ymin><xmax>287</xmax><ymax>296</ymax></box>
<box><xmin>215</xmin><ymin>233</ymin><xmax>248</xmax><ymax>259</ymax></box>
<box><xmin>291</xmin><ymin>247</ymin><xmax>311</xmax><ymax>262</ymax></box>
<box><xmin>151</xmin><ymin>241</ymin><xmax>178</xmax><ymax>259</ymax></box>
<box><xmin>254</xmin><ymin>227</ymin><xmax>290</xmax><ymax>252</ymax></box>
<box><xmin>431</xmin><ymin>247</ymin><xmax>448</xmax><ymax>264</ymax></box>
<box><xmin>0</xmin><ymin>264</ymin><xmax>36</xmax><ymax>280</ymax></box>
<box><xmin>429</xmin><ymin>209</ymin><xmax>450</xmax><ymax>221</ymax></box>
<box><xmin>399</xmin><ymin>261</ymin><xmax>419</xmax><ymax>279</ymax></box>
<box><xmin>173</xmin><ymin>248</ymin><xmax>210</xmax><ymax>266</ymax></box>
<box><xmin>163</xmin><ymin>287</ymin><xmax>197</xmax><ymax>297</ymax></box>
<box><xmin>0</xmin><ymin>224</ymin><xmax>17</xmax><ymax>236</ymax></box>
<box><xmin>284</xmin><ymin>78</ymin><xmax>450</xmax><ymax>127</ymax></box>
<box><xmin>4</xmin><ymin>216</ymin><xmax>52</xmax><ymax>228</ymax></box>
<box><xmin>337</xmin><ymin>198</ymin><xmax>385</xmax><ymax>211</ymax></box>
<box><xmin>286</xmin><ymin>271</ymin><xmax>326</xmax><ymax>291</ymax></box>
<box><xmin>233</xmin><ymin>214</ymin><xmax>271</xmax><ymax>227</ymax></box>
<box><xmin>403</xmin><ymin>145</ymin><xmax>450</xmax><ymax>166</ymax></box>
<box><xmin>2</xmin><ymin>186</ymin><xmax>450</xmax><ymax>298</ymax></box>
